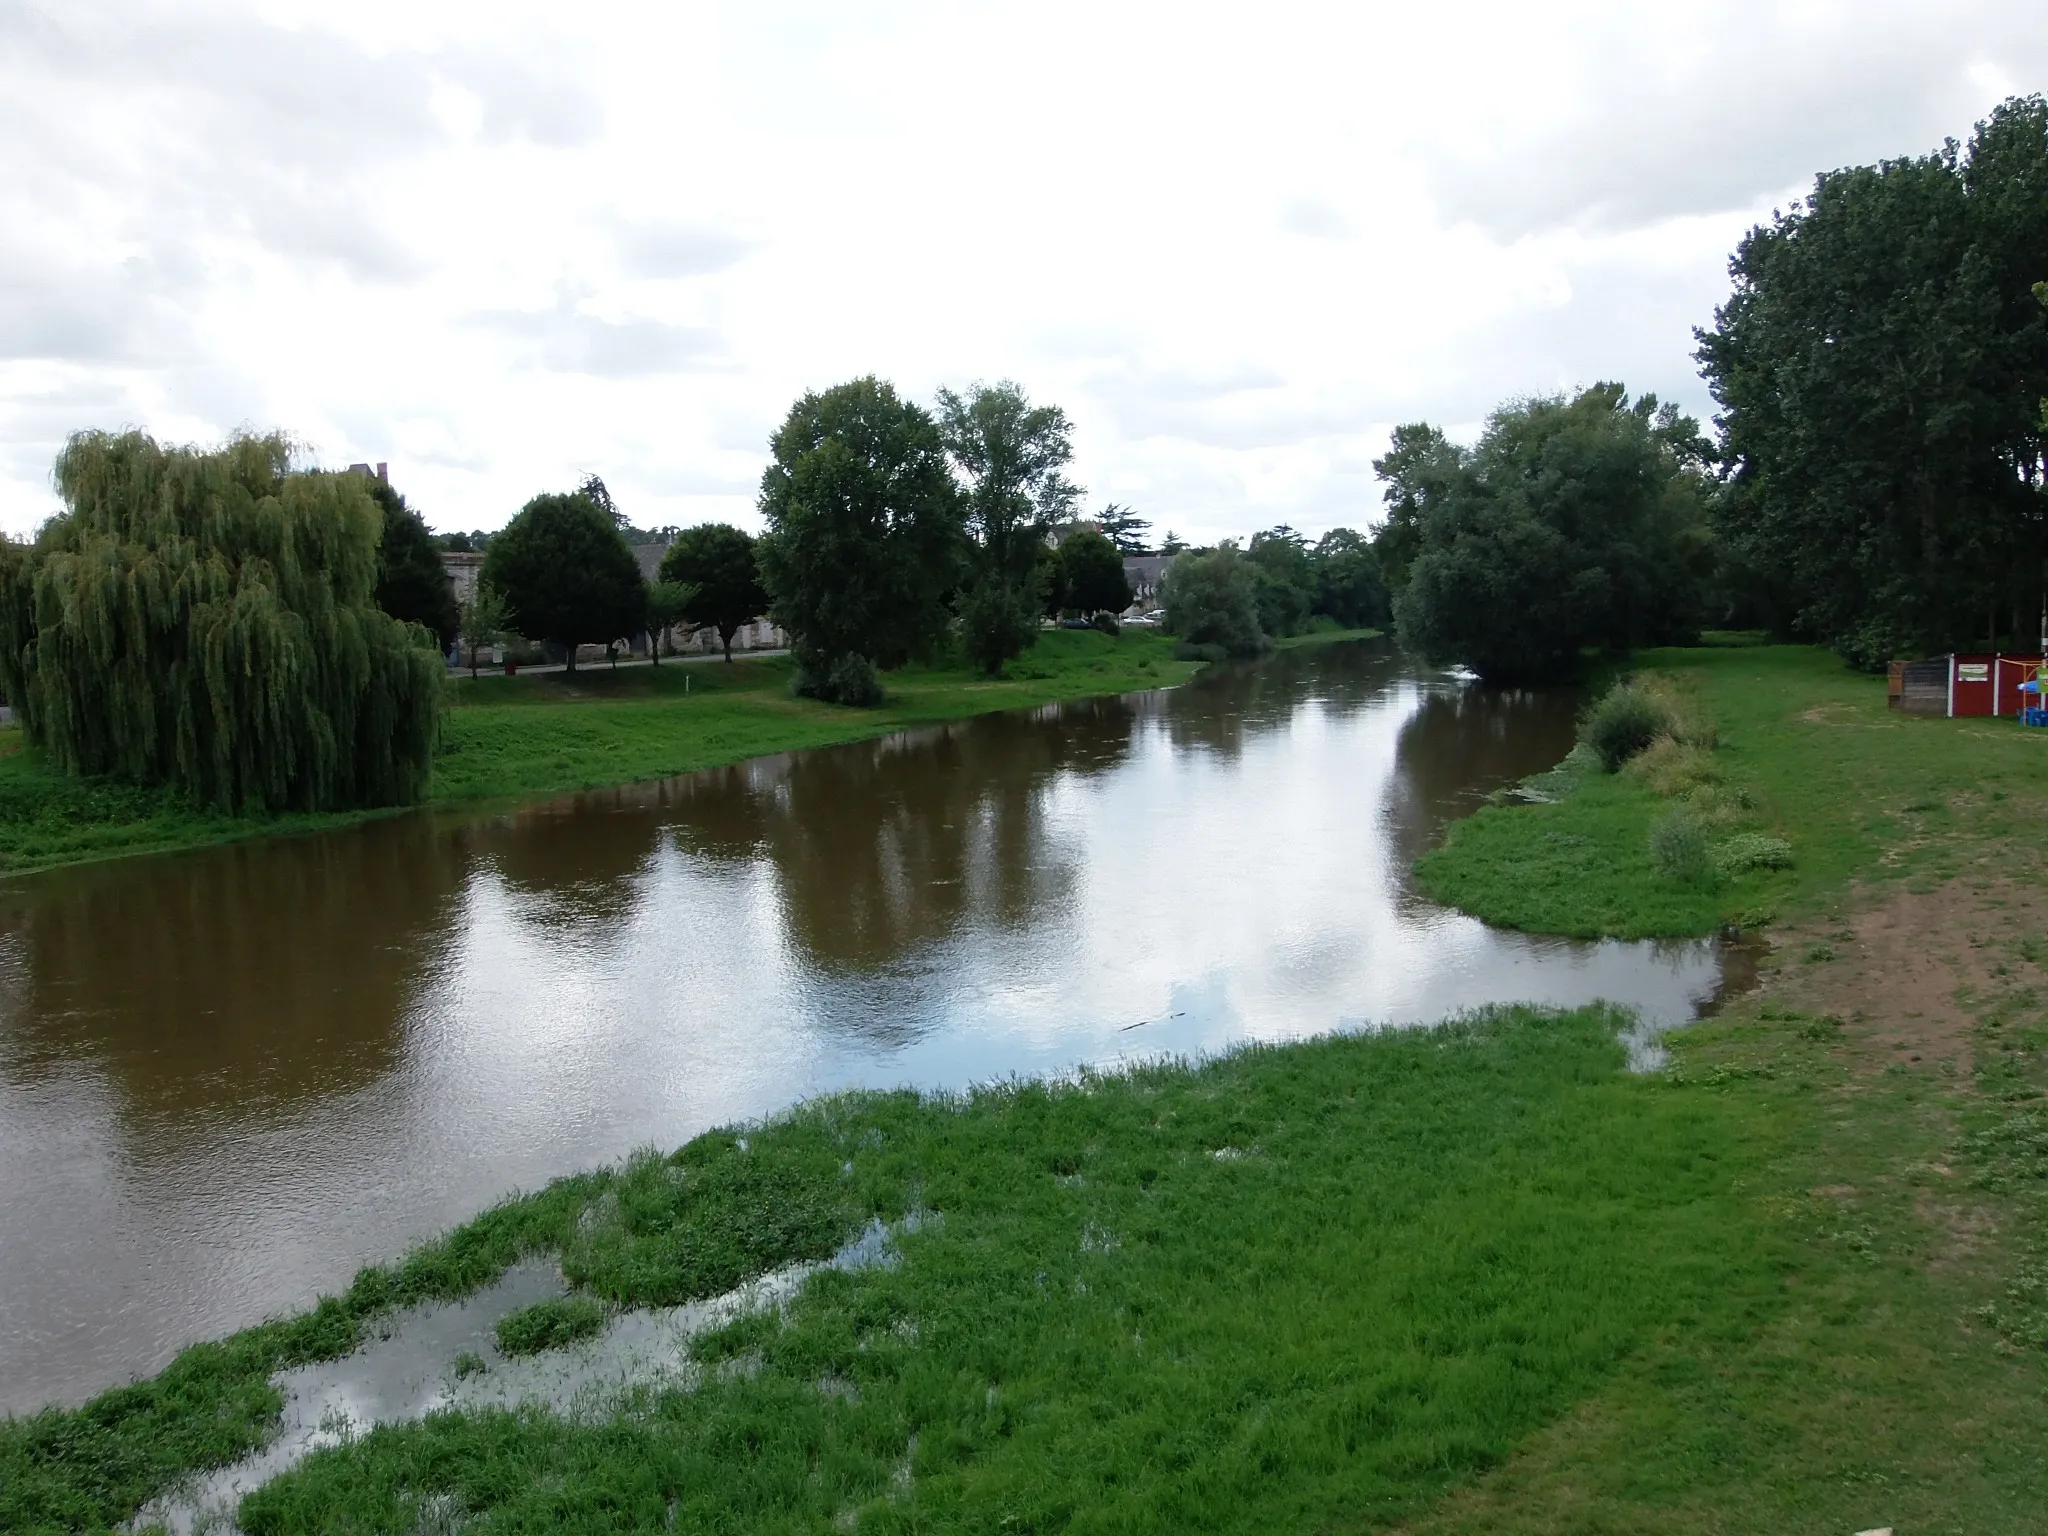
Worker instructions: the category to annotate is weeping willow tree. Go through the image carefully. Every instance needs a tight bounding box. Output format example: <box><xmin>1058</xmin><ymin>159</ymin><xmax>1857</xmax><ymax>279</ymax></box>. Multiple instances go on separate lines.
<box><xmin>0</xmin><ymin>430</ymin><xmax>444</xmax><ymax>813</ymax></box>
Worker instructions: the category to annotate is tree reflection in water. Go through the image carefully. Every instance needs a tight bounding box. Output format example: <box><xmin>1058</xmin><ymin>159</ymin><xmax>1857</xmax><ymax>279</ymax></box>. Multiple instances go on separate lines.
<box><xmin>1382</xmin><ymin>680</ymin><xmax>1584</xmax><ymax>869</ymax></box>
<box><xmin>0</xmin><ymin>818</ymin><xmax>467</xmax><ymax>1130</ymax></box>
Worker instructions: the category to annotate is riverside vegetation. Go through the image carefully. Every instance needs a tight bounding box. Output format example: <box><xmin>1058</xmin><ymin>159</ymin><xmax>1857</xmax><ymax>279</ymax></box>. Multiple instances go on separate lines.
<box><xmin>8</xmin><ymin>638</ymin><xmax>2048</xmax><ymax>1532</ymax></box>
<box><xmin>0</xmin><ymin>629</ymin><xmax>1224</xmax><ymax>875</ymax></box>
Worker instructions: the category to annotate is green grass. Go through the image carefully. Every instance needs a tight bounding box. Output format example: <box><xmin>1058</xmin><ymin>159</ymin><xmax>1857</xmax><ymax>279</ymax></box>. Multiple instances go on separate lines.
<box><xmin>0</xmin><ymin>630</ymin><xmax>1229</xmax><ymax>877</ymax></box>
<box><xmin>1414</xmin><ymin>643</ymin><xmax>2048</xmax><ymax>939</ymax></box>
<box><xmin>493</xmin><ymin>1298</ymin><xmax>608</xmax><ymax>1357</ymax></box>
<box><xmin>2</xmin><ymin>1004</ymin><xmax>1797</xmax><ymax>1534</ymax></box>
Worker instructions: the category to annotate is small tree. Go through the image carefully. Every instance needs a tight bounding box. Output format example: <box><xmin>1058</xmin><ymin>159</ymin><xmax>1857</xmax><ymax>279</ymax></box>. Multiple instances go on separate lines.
<box><xmin>644</xmin><ymin>580</ymin><xmax>693</xmax><ymax>664</ymax></box>
<box><xmin>482</xmin><ymin>491</ymin><xmax>647</xmax><ymax>673</ymax></box>
<box><xmin>1056</xmin><ymin>527</ymin><xmax>1133</xmax><ymax>616</ymax></box>
<box><xmin>369</xmin><ymin>481</ymin><xmax>459</xmax><ymax>648</ymax></box>
<box><xmin>1158</xmin><ymin>530</ymin><xmax>1190</xmax><ymax>556</ymax></box>
<box><xmin>458</xmin><ymin>583</ymin><xmax>512</xmax><ymax>677</ymax></box>
<box><xmin>659</xmin><ymin>524</ymin><xmax>766</xmax><ymax>662</ymax></box>
<box><xmin>1162</xmin><ymin>547</ymin><xmax>1266</xmax><ymax>657</ymax></box>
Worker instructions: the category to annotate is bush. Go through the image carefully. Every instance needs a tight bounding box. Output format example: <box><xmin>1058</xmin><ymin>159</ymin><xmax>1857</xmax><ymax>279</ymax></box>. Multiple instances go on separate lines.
<box><xmin>1623</xmin><ymin>735</ymin><xmax>1719</xmax><ymax>797</ymax></box>
<box><xmin>1714</xmin><ymin>833</ymin><xmax>1794</xmax><ymax>875</ymax></box>
<box><xmin>796</xmin><ymin>652</ymin><xmax>884</xmax><ymax>707</ymax></box>
<box><xmin>1649</xmin><ymin>809</ymin><xmax>1713</xmax><ymax>884</ymax></box>
<box><xmin>1581</xmin><ymin>684</ymin><xmax>1674</xmax><ymax>772</ymax></box>
<box><xmin>1092</xmin><ymin>611</ymin><xmax>1120</xmax><ymax>637</ymax></box>
<box><xmin>1173</xmin><ymin>641</ymin><xmax>1230</xmax><ymax>663</ymax></box>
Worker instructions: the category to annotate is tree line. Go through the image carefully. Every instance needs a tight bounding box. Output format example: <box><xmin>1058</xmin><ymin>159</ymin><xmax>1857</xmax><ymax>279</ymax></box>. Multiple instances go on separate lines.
<box><xmin>2</xmin><ymin>95</ymin><xmax>2038</xmax><ymax>811</ymax></box>
<box><xmin>1385</xmin><ymin>94</ymin><xmax>2048</xmax><ymax>679</ymax></box>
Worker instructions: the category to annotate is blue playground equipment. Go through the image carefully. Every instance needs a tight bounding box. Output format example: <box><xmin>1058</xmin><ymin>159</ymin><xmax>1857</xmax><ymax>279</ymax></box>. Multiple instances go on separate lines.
<box><xmin>2021</xmin><ymin>677</ymin><xmax>2048</xmax><ymax>728</ymax></box>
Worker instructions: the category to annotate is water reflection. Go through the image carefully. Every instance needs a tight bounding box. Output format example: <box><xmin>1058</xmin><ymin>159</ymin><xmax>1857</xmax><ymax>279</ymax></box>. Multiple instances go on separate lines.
<box><xmin>0</xmin><ymin>640</ymin><xmax>1727</xmax><ymax>1415</ymax></box>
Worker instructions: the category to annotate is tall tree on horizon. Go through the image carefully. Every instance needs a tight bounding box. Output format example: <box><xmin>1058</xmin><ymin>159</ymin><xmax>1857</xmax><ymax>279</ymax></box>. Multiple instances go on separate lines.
<box><xmin>937</xmin><ymin>381</ymin><xmax>1081</xmax><ymax>674</ymax></box>
<box><xmin>1697</xmin><ymin>94</ymin><xmax>2048</xmax><ymax>668</ymax></box>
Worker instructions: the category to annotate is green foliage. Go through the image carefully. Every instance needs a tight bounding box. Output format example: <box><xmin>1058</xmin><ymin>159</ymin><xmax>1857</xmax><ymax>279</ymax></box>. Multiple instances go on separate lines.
<box><xmin>1162</xmin><ymin>546</ymin><xmax>1268</xmax><ymax>657</ymax></box>
<box><xmin>1095</xmin><ymin>501</ymin><xmax>1152</xmax><ymax>554</ymax></box>
<box><xmin>1052</xmin><ymin>526</ymin><xmax>1132</xmax><ymax>616</ymax></box>
<box><xmin>492</xmin><ymin>1296</ymin><xmax>607</xmax><ymax>1356</ymax></box>
<box><xmin>756</xmin><ymin>377</ymin><xmax>965</xmax><ymax>679</ymax></box>
<box><xmin>955</xmin><ymin>574</ymin><xmax>1042</xmax><ymax>677</ymax></box>
<box><xmin>658</xmin><ymin>523</ymin><xmax>765</xmax><ymax>660</ymax></box>
<box><xmin>367</xmin><ymin>481</ymin><xmax>458</xmax><ymax>648</ymax></box>
<box><xmin>1714</xmin><ymin>832</ymin><xmax>1795</xmax><ymax>875</ymax></box>
<box><xmin>1698</xmin><ymin>96</ymin><xmax>2048</xmax><ymax>669</ymax></box>
<box><xmin>938</xmin><ymin>381</ymin><xmax>1080</xmax><ymax>675</ymax></box>
<box><xmin>797</xmin><ymin>651</ymin><xmax>885</xmax><ymax>707</ymax></box>
<box><xmin>456</xmin><ymin>583</ymin><xmax>511</xmax><ymax>678</ymax></box>
<box><xmin>1313</xmin><ymin>527</ymin><xmax>1391</xmax><ymax>628</ymax></box>
<box><xmin>1581</xmin><ymin>683</ymin><xmax>1676</xmax><ymax>771</ymax></box>
<box><xmin>1371</xmin><ymin>420</ymin><xmax>1465</xmax><ymax>594</ymax></box>
<box><xmin>480</xmin><ymin>491</ymin><xmax>645</xmax><ymax>672</ymax></box>
<box><xmin>0</xmin><ymin>431</ymin><xmax>442</xmax><ymax>814</ymax></box>
<box><xmin>1392</xmin><ymin>385</ymin><xmax>1713</xmax><ymax>680</ymax></box>
<box><xmin>27</xmin><ymin>1007</ymin><xmax>1789</xmax><ymax>1535</ymax></box>
<box><xmin>1246</xmin><ymin>525</ymin><xmax>1315</xmax><ymax>636</ymax></box>
<box><xmin>642</xmin><ymin>580</ymin><xmax>692</xmax><ymax>664</ymax></box>
<box><xmin>1649</xmin><ymin>808</ymin><xmax>1712</xmax><ymax>883</ymax></box>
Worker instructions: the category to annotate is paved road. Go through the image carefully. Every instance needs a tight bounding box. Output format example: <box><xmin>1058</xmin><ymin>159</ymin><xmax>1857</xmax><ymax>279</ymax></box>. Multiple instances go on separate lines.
<box><xmin>447</xmin><ymin>648</ymin><xmax>789</xmax><ymax>679</ymax></box>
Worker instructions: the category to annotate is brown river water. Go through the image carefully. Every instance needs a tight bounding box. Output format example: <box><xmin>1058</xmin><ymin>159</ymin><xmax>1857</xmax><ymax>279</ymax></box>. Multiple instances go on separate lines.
<box><xmin>0</xmin><ymin>640</ymin><xmax>1740</xmax><ymax>1416</ymax></box>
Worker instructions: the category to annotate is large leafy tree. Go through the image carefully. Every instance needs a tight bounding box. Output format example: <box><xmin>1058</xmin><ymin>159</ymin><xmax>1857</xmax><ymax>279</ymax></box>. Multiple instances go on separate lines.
<box><xmin>0</xmin><ymin>430</ymin><xmax>442</xmax><ymax>812</ymax></box>
<box><xmin>368</xmin><ymin>480</ymin><xmax>459</xmax><ymax>649</ymax></box>
<box><xmin>481</xmin><ymin>490</ymin><xmax>646</xmax><ymax>672</ymax></box>
<box><xmin>1697</xmin><ymin>95</ymin><xmax>2048</xmax><ymax>668</ymax></box>
<box><xmin>1311</xmin><ymin>528</ymin><xmax>1390</xmax><ymax>628</ymax></box>
<box><xmin>1370</xmin><ymin>422</ymin><xmax>1466</xmax><ymax>597</ymax></box>
<box><xmin>756</xmin><ymin>377</ymin><xmax>965</xmax><ymax>699</ymax></box>
<box><xmin>937</xmin><ymin>381</ymin><xmax>1081</xmax><ymax>674</ymax></box>
<box><xmin>1394</xmin><ymin>385</ymin><xmax>1713</xmax><ymax>681</ymax></box>
<box><xmin>1054</xmin><ymin>527</ymin><xmax>1133</xmax><ymax>616</ymax></box>
<box><xmin>1163</xmin><ymin>546</ymin><xmax>1267</xmax><ymax>657</ymax></box>
<box><xmin>659</xmin><ymin>523</ymin><xmax>767</xmax><ymax>662</ymax></box>
<box><xmin>1246</xmin><ymin>526</ymin><xmax>1316</xmax><ymax>637</ymax></box>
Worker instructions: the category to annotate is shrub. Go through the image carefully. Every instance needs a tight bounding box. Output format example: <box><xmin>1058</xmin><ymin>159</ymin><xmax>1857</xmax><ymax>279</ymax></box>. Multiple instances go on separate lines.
<box><xmin>1649</xmin><ymin>809</ymin><xmax>1713</xmax><ymax>883</ymax></box>
<box><xmin>1173</xmin><ymin>641</ymin><xmax>1230</xmax><ymax>663</ymax></box>
<box><xmin>1624</xmin><ymin>734</ymin><xmax>1720</xmax><ymax>797</ymax></box>
<box><xmin>493</xmin><ymin>1295</ymin><xmax>607</xmax><ymax>1356</ymax></box>
<box><xmin>1581</xmin><ymin>684</ymin><xmax>1674</xmax><ymax>772</ymax></box>
<box><xmin>1714</xmin><ymin>833</ymin><xmax>1795</xmax><ymax>875</ymax></box>
<box><xmin>796</xmin><ymin>652</ymin><xmax>884</xmax><ymax>707</ymax></box>
<box><xmin>1091</xmin><ymin>611</ymin><xmax>1121</xmax><ymax>637</ymax></box>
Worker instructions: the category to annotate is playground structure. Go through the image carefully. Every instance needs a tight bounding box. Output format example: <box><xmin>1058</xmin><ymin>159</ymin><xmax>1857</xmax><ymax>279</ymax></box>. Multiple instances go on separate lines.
<box><xmin>1889</xmin><ymin>653</ymin><xmax>2048</xmax><ymax>724</ymax></box>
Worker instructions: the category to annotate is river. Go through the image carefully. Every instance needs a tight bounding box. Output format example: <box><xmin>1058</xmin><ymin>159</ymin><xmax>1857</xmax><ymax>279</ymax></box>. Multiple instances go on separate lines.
<box><xmin>0</xmin><ymin>640</ymin><xmax>1734</xmax><ymax>1416</ymax></box>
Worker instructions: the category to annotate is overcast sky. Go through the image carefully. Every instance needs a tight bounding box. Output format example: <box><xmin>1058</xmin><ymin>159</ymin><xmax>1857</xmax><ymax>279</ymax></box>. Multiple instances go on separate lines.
<box><xmin>3</xmin><ymin>0</ymin><xmax>2044</xmax><ymax>544</ymax></box>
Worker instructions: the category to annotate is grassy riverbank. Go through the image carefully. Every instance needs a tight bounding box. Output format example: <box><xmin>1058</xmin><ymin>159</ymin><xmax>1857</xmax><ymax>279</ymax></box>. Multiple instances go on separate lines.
<box><xmin>1415</xmin><ymin>643</ymin><xmax>2048</xmax><ymax>938</ymax></box>
<box><xmin>0</xmin><ymin>630</ymin><xmax>1383</xmax><ymax>877</ymax></box>
<box><xmin>7</xmin><ymin>1004</ymin><xmax>1795</xmax><ymax>1534</ymax></box>
<box><xmin>1403</xmin><ymin>640</ymin><xmax>2048</xmax><ymax>1531</ymax></box>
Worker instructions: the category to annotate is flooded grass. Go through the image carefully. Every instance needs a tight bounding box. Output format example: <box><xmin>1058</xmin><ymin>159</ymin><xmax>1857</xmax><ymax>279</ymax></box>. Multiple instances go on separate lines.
<box><xmin>4</xmin><ymin>1004</ymin><xmax>1786</xmax><ymax>1533</ymax></box>
<box><xmin>493</xmin><ymin>1298</ymin><xmax>606</xmax><ymax>1357</ymax></box>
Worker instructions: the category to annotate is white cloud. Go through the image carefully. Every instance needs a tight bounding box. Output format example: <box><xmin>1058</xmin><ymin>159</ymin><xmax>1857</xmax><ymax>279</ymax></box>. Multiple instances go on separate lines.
<box><xmin>2</xmin><ymin>0</ymin><xmax>2044</xmax><ymax>542</ymax></box>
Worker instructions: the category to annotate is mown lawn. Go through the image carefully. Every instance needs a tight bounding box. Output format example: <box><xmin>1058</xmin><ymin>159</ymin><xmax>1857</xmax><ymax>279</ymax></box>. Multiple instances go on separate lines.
<box><xmin>1415</xmin><ymin>643</ymin><xmax>2048</xmax><ymax>938</ymax></box>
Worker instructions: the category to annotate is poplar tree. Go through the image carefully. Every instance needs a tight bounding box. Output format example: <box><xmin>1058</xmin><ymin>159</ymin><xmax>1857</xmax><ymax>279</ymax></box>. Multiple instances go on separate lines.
<box><xmin>0</xmin><ymin>430</ymin><xmax>443</xmax><ymax>812</ymax></box>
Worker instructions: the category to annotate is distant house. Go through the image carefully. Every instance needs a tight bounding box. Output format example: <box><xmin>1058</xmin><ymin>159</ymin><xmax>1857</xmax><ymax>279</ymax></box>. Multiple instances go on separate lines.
<box><xmin>1123</xmin><ymin>554</ymin><xmax>1176</xmax><ymax>610</ymax></box>
<box><xmin>441</xmin><ymin>550</ymin><xmax>484</xmax><ymax>608</ymax></box>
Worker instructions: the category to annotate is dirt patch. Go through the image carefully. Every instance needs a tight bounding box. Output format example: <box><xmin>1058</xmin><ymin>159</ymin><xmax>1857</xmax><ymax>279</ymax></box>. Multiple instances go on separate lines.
<box><xmin>1759</xmin><ymin>876</ymin><xmax>2048</xmax><ymax>1075</ymax></box>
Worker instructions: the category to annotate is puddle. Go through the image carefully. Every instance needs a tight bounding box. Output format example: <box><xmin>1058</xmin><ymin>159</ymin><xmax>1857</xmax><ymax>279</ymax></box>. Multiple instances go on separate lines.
<box><xmin>134</xmin><ymin>1214</ymin><xmax>931</xmax><ymax>1535</ymax></box>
